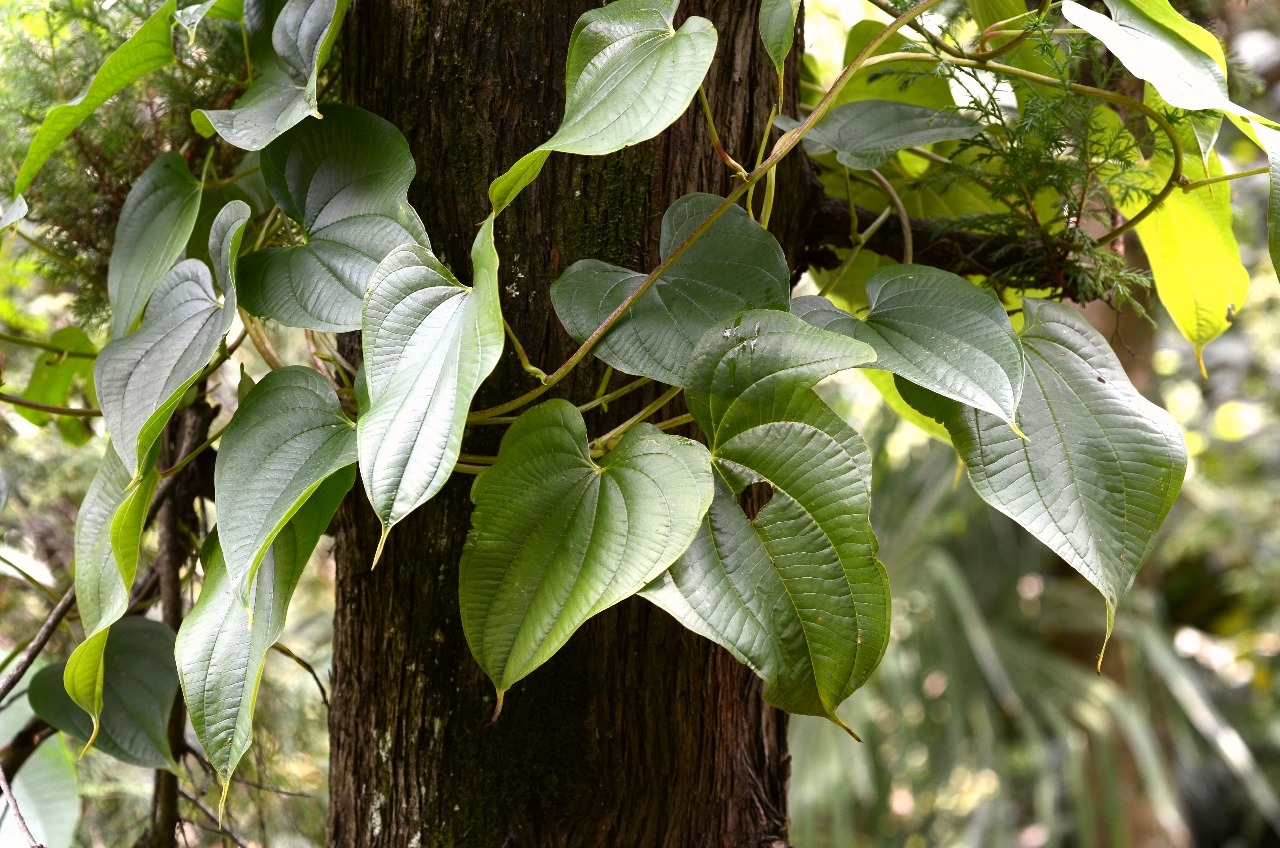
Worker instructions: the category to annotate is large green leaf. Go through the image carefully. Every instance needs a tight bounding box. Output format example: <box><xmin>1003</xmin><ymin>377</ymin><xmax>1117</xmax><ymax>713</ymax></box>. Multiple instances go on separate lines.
<box><xmin>107</xmin><ymin>152</ymin><xmax>204</xmax><ymax>339</ymax></box>
<box><xmin>64</xmin><ymin>443</ymin><xmax>159</xmax><ymax>738</ymax></box>
<box><xmin>97</xmin><ymin>203</ymin><xmax>248</xmax><ymax>477</ymax></box>
<box><xmin>551</xmin><ymin>193</ymin><xmax>789</xmax><ymax>386</ymax></box>
<box><xmin>460</xmin><ymin>400</ymin><xmax>713</xmax><ymax>700</ymax></box>
<box><xmin>838</xmin><ymin>21</ymin><xmax>953</xmax><ymax>110</ymax></box>
<box><xmin>490</xmin><ymin>0</ymin><xmax>717</xmax><ymax>213</ymax></box>
<box><xmin>759</xmin><ymin>0</ymin><xmax>801</xmax><ymax>72</ymax></box>
<box><xmin>13</xmin><ymin>0</ymin><xmax>177</xmax><ymax>194</ymax></box>
<box><xmin>645</xmin><ymin>310</ymin><xmax>888</xmax><ymax>729</ymax></box>
<box><xmin>777</xmin><ymin>100</ymin><xmax>984</xmax><ymax>171</ymax></box>
<box><xmin>358</xmin><ymin>219</ymin><xmax>503</xmax><ymax>539</ymax></box>
<box><xmin>215</xmin><ymin>366</ymin><xmax>356</xmax><ymax>600</ymax></box>
<box><xmin>902</xmin><ymin>299</ymin><xmax>1187</xmax><ymax>639</ymax></box>
<box><xmin>791</xmin><ymin>265</ymin><xmax>1024</xmax><ymax>423</ymax></box>
<box><xmin>15</xmin><ymin>327</ymin><xmax>97</xmax><ymax>445</ymax></box>
<box><xmin>1061</xmin><ymin>0</ymin><xmax>1247</xmax><ymax>116</ymax></box>
<box><xmin>177</xmin><ymin>467</ymin><xmax>352</xmax><ymax>794</ymax></box>
<box><xmin>238</xmin><ymin>106</ymin><xmax>429</xmax><ymax>330</ymax></box>
<box><xmin>193</xmin><ymin>0</ymin><xmax>350</xmax><ymax>150</ymax></box>
<box><xmin>30</xmin><ymin>618</ymin><xmax>178</xmax><ymax>770</ymax></box>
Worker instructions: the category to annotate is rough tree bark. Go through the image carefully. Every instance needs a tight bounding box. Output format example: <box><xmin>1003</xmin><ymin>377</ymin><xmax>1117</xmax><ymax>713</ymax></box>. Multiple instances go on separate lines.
<box><xmin>329</xmin><ymin>2</ymin><xmax>808</xmax><ymax>846</ymax></box>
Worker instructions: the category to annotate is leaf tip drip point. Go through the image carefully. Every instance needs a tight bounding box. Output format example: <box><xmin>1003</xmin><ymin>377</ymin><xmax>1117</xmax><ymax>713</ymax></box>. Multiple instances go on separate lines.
<box><xmin>490</xmin><ymin>691</ymin><xmax>504</xmax><ymax>724</ymax></box>
<box><xmin>1196</xmin><ymin>348</ymin><xmax>1208</xmax><ymax>380</ymax></box>
<box><xmin>1096</xmin><ymin>602</ymin><xmax>1116</xmax><ymax>675</ymax></box>
<box><xmin>78</xmin><ymin>718</ymin><xmax>101</xmax><ymax>759</ymax></box>
<box><xmin>371</xmin><ymin>527</ymin><xmax>390</xmax><ymax>570</ymax></box>
<box><xmin>1009</xmin><ymin>420</ymin><xmax>1029</xmax><ymax>441</ymax></box>
<box><xmin>217</xmin><ymin>776</ymin><xmax>231</xmax><ymax>827</ymax></box>
<box><xmin>831</xmin><ymin>713</ymin><xmax>862</xmax><ymax>743</ymax></box>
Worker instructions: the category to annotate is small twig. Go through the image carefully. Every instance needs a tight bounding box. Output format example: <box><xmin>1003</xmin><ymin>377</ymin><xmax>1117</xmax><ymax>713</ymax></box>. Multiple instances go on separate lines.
<box><xmin>503</xmin><ymin>320</ymin><xmax>547</xmax><ymax>382</ymax></box>
<box><xmin>698</xmin><ymin>87</ymin><xmax>749</xmax><ymax>179</ymax></box>
<box><xmin>654</xmin><ymin>412</ymin><xmax>695</xmax><ymax>431</ymax></box>
<box><xmin>0</xmin><ymin>331</ymin><xmax>95</xmax><ymax>358</ymax></box>
<box><xmin>1180</xmin><ymin>165</ymin><xmax>1269</xmax><ymax>191</ymax></box>
<box><xmin>158</xmin><ymin>425</ymin><xmax>227</xmax><ymax>479</ymax></box>
<box><xmin>176</xmin><ymin>787</ymin><xmax>251</xmax><ymax>848</ymax></box>
<box><xmin>0</xmin><ymin>392</ymin><xmax>100</xmax><ymax>417</ymax></box>
<box><xmin>270</xmin><ymin>644</ymin><xmax>329</xmax><ymax>710</ymax></box>
<box><xmin>589</xmin><ymin>386</ymin><xmax>682</xmax><ymax>455</ymax></box>
<box><xmin>867</xmin><ymin>168</ymin><xmax>913</xmax><ymax>264</ymax></box>
<box><xmin>0</xmin><ymin>587</ymin><xmax>75</xmax><ymax>706</ymax></box>
<box><xmin>0</xmin><ymin>761</ymin><xmax>42</xmax><ymax>847</ymax></box>
<box><xmin>238</xmin><ymin>309</ymin><xmax>285</xmax><ymax>370</ymax></box>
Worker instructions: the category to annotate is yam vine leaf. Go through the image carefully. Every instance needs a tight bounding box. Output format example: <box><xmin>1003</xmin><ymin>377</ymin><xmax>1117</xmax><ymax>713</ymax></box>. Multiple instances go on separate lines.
<box><xmin>901</xmin><ymin>299</ymin><xmax>1187</xmax><ymax>647</ymax></box>
<box><xmin>64</xmin><ymin>444</ymin><xmax>159</xmax><ymax>742</ymax></box>
<box><xmin>358</xmin><ymin>218</ymin><xmax>503</xmax><ymax>543</ymax></box>
<box><xmin>792</xmin><ymin>265</ymin><xmax>1024</xmax><ymax>423</ymax></box>
<box><xmin>13</xmin><ymin>0</ymin><xmax>177</xmax><ymax>195</ymax></box>
<box><xmin>552</xmin><ymin>193</ymin><xmax>789</xmax><ymax>386</ymax></box>
<box><xmin>193</xmin><ymin>0</ymin><xmax>350</xmax><ymax>150</ymax></box>
<box><xmin>238</xmin><ymin>105</ymin><xmax>429</xmax><ymax>331</ymax></box>
<box><xmin>97</xmin><ymin>202</ymin><xmax>250</xmax><ymax>477</ymax></box>
<box><xmin>214</xmin><ymin>367</ymin><xmax>356</xmax><ymax>604</ymax></box>
<box><xmin>644</xmin><ymin>310</ymin><xmax>888</xmax><ymax>732</ymax></box>
<box><xmin>775</xmin><ymin>101</ymin><xmax>984</xmax><ymax>171</ymax></box>
<box><xmin>178</xmin><ymin>468</ymin><xmax>353</xmax><ymax>800</ymax></box>
<box><xmin>30</xmin><ymin>618</ymin><xmax>179</xmax><ymax>770</ymax></box>
<box><xmin>460</xmin><ymin>400</ymin><xmax>713</xmax><ymax>702</ymax></box>
<box><xmin>490</xmin><ymin>0</ymin><xmax>718</xmax><ymax>213</ymax></box>
<box><xmin>107</xmin><ymin>153</ymin><xmax>204</xmax><ymax>339</ymax></box>
<box><xmin>759</xmin><ymin>0</ymin><xmax>801</xmax><ymax>72</ymax></box>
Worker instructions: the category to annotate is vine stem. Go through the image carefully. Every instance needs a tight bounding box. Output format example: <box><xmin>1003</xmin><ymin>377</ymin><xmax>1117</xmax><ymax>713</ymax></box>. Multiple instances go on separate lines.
<box><xmin>158</xmin><ymin>424</ymin><xmax>228</xmax><ymax>478</ymax></box>
<box><xmin>698</xmin><ymin>88</ymin><xmax>748</xmax><ymax>179</ymax></box>
<box><xmin>1181</xmin><ymin>165</ymin><xmax>1269</xmax><ymax>191</ymax></box>
<box><xmin>867</xmin><ymin>168</ymin><xmax>913</xmax><ymax>264</ymax></box>
<box><xmin>238</xmin><ymin>308</ymin><xmax>286</xmax><ymax>370</ymax></box>
<box><xmin>817</xmin><ymin>205</ymin><xmax>894</xmax><ymax>298</ymax></box>
<box><xmin>468</xmin><ymin>0</ymin><xmax>953</xmax><ymax>421</ymax></box>
<box><xmin>0</xmin><ymin>587</ymin><xmax>74</xmax><ymax>707</ymax></box>
<box><xmin>865</xmin><ymin>50</ymin><xmax>1185</xmax><ymax>245</ymax></box>
<box><xmin>589</xmin><ymin>385</ymin><xmax>682</xmax><ymax>455</ymax></box>
<box><xmin>0</xmin><ymin>391</ymin><xmax>100</xmax><ymax>417</ymax></box>
<box><xmin>0</xmin><ymin>331</ymin><xmax>95</xmax><ymax>358</ymax></box>
<box><xmin>504</xmin><ymin>319</ymin><xmax>548</xmax><ymax>382</ymax></box>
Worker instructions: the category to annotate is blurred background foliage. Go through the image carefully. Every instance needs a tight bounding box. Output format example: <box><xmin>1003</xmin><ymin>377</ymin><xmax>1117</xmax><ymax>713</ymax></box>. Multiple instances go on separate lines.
<box><xmin>1</xmin><ymin>0</ymin><xmax>1278</xmax><ymax>846</ymax></box>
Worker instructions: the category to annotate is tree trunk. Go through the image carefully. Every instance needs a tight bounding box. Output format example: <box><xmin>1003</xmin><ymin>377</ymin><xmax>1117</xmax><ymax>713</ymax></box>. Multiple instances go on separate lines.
<box><xmin>329</xmin><ymin>2</ymin><xmax>808</xmax><ymax>846</ymax></box>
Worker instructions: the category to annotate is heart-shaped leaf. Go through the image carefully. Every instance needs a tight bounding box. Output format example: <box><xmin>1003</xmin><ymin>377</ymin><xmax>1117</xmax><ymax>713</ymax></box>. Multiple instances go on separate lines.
<box><xmin>97</xmin><ymin>200</ymin><xmax>250</xmax><ymax>477</ymax></box>
<box><xmin>460</xmin><ymin>399</ymin><xmax>713</xmax><ymax>699</ymax></box>
<box><xmin>551</xmin><ymin>193</ymin><xmax>789</xmax><ymax>386</ymax></box>
<box><xmin>30</xmin><ymin>618</ymin><xmax>178</xmax><ymax>770</ymax></box>
<box><xmin>490</xmin><ymin>0</ymin><xmax>717</xmax><ymax>213</ymax></box>
<box><xmin>901</xmin><ymin>299</ymin><xmax>1187</xmax><ymax>641</ymax></box>
<box><xmin>215</xmin><ymin>366</ymin><xmax>356</xmax><ymax>601</ymax></box>
<box><xmin>14</xmin><ymin>0</ymin><xmax>177</xmax><ymax>195</ymax></box>
<box><xmin>193</xmin><ymin>0</ymin><xmax>350</xmax><ymax>150</ymax></box>
<box><xmin>776</xmin><ymin>100</ymin><xmax>984</xmax><ymax>171</ymax></box>
<box><xmin>107</xmin><ymin>152</ymin><xmax>204</xmax><ymax>339</ymax></box>
<box><xmin>64</xmin><ymin>442</ymin><xmax>159</xmax><ymax>738</ymax></box>
<box><xmin>792</xmin><ymin>265</ymin><xmax>1024</xmax><ymax>423</ymax></box>
<box><xmin>760</xmin><ymin>0</ymin><xmax>801</xmax><ymax>71</ymax></box>
<box><xmin>358</xmin><ymin>219</ymin><xmax>503</xmax><ymax>540</ymax></box>
<box><xmin>238</xmin><ymin>105</ymin><xmax>429</xmax><ymax>330</ymax></box>
<box><xmin>178</xmin><ymin>467</ymin><xmax>352</xmax><ymax>794</ymax></box>
<box><xmin>1061</xmin><ymin>0</ymin><xmax>1248</xmax><ymax>116</ymax></box>
<box><xmin>645</xmin><ymin>310</ymin><xmax>887</xmax><ymax>730</ymax></box>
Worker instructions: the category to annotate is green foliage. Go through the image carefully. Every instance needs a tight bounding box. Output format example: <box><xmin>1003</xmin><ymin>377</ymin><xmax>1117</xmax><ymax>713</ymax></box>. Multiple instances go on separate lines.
<box><xmin>777</xmin><ymin>100</ymin><xmax>985</xmax><ymax>171</ymax></box>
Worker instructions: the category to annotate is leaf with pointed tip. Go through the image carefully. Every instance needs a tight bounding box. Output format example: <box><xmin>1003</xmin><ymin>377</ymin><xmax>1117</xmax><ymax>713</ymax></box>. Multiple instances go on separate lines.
<box><xmin>791</xmin><ymin>265</ymin><xmax>1024</xmax><ymax>423</ymax></box>
<box><xmin>1250</xmin><ymin>121</ymin><xmax>1280</xmax><ymax>279</ymax></box>
<box><xmin>0</xmin><ymin>195</ymin><xmax>26</xmax><ymax>232</ymax></box>
<box><xmin>178</xmin><ymin>467</ymin><xmax>352</xmax><ymax>789</ymax></box>
<box><xmin>64</xmin><ymin>444</ymin><xmax>159</xmax><ymax>735</ymax></box>
<box><xmin>30</xmin><ymin>618</ymin><xmax>178</xmax><ymax>770</ymax></box>
<box><xmin>215</xmin><ymin>366</ymin><xmax>356</xmax><ymax>601</ymax></box>
<box><xmin>358</xmin><ymin>219</ymin><xmax>503</xmax><ymax>535</ymax></box>
<box><xmin>238</xmin><ymin>106</ymin><xmax>428</xmax><ymax>330</ymax></box>
<box><xmin>193</xmin><ymin>0</ymin><xmax>350</xmax><ymax>150</ymax></box>
<box><xmin>175</xmin><ymin>0</ymin><xmax>244</xmax><ymax>41</ymax></box>
<box><xmin>107</xmin><ymin>153</ymin><xmax>204</xmax><ymax>339</ymax></box>
<box><xmin>1061</xmin><ymin>0</ymin><xmax>1256</xmax><ymax>117</ymax></box>
<box><xmin>776</xmin><ymin>100</ymin><xmax>984</xmax><ymax>171</ymax></box>
<box><xmin>760</xmin><ymin>0</ymin><xmax>801</xmax><ymax>71</ymax></box>
<box><xmin>645</xmin><ymin>310</ymin><xmax>888</xmax><ymax>728</ymax></box>
<box><xmin>460</xmin><ymin>400</ymin><xmax>713</xmax><ymax>696</ymax></box>
<box><xmin>16</xmin><ymin>327</ymin><xmax>97</xmax><ymax>445</ymax></box>
<box><xmin>14</xmin><ymin>0</ymin><xmax>177</xmax><ymax>195</ymax></box>
<box><xmin>490</xmin><ymin>0</ymin><xmax>717</xmax><ymax>213</ymax></box>
<box><xmin>97</xmin><ymin>204</ymin><xmax>248</xmax><ymax>476</ymax></box>
<box><xmin>900</xmin><ymin>299</ymin><xmax>1186</xmax><ymax>639</ymax></box>
<box><xmin>551</xmin><ymin>193</ymin><xmax>789</xmax><ymax>386</ymax></box>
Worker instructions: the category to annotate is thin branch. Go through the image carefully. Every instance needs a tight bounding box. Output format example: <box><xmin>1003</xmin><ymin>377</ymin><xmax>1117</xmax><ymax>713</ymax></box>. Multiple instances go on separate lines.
<box><xmin>0</xmin><ymin>587</ymin><xmax>75</xmax><ymax>706</ymax></box>
<box><xmin>0</xmin><ymin>762</ymin><xmax>41</xmax><ymax>847</ymax></box>
<box><xmin>271</xmin><ymin>644</ymin><xmax>329</xmax><ymax>710</ymax></box>
<box><xmin>1181</xmin><ymin>165</ymin><xmax>1269</xmax><ymax>191</ymax></box>
<box><xmin>0</xmin><ymin>392</ymin><xmax>100</xmax><ymax>417</ymax></box>
<box><xmin>0</xmin><ymin>331</ymin><xmax>95</xmax><ymax>358</ymax></box>
<box><xmin>176</xmin><ymin>787</ymin><xmax>251</xmax><ymax>848</ymax></box>
<box><xmin>867</xmin><ymin>169</ymin><xmax>914</xmax><ymax>264</ymax></box>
